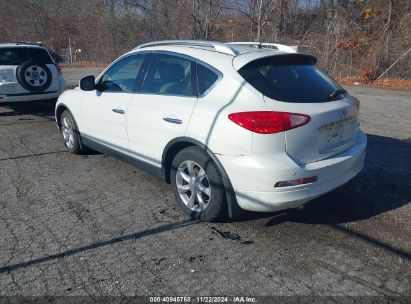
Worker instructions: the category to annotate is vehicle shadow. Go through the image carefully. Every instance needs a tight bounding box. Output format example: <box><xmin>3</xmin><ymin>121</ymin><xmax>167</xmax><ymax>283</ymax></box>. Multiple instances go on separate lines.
<box><xmin>0</xmin><ymin>219</ymin><xmax>200</xmax><ymax>274</ymax></box>
<box><xmin>234</xmin><ymin>133</ymin><xmax>411</xmax><ymax>226</ymax></box>
<box><xmin>0</xmin><ymin>100</ymin><xmax>101</xmax><ymax>155</ymax></box>
<box><xmin>0</xmin><ymin>100</ymin><xmax>56</xmax><ymax>120</ymax></box>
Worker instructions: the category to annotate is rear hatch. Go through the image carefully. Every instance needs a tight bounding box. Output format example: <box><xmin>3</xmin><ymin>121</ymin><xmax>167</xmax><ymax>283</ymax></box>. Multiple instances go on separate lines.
<box><xmin>237</xmin><ymin>53</ymin><xmax>360</xmax><ymax>164</ymax></box>
<box><xmin>0</xmin><ymin>46</ymin><xmax>59</xmax><ymax>94</ymax></box>
<box><xmin>268</xmin><ymin>96</ymin><xmax>359</xmax><ymax>164</ymax></box>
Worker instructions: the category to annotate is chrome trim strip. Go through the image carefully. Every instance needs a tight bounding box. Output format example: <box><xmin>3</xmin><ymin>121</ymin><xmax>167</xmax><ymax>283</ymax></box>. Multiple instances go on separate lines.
<box><xmin>134</xmin><ymin>91</ymin><xmax>196</xmax><ymax>98</ymax></box>
<box><xmin>0</xmin><ymin>82</ymin><xmax>18</xmax><ymax>86</ymax></box>
<box><xmin>318</xmin><ymin>116</ymin><xmax>357</xmax><ymax>130</ymax></box>
<box><xmin>81</xmin><ymin>135</ymin><xmax>164</xmax><ymax>180</ymax></box>
<box><xmin>81</xmin><ymin>133</ymin><xmax>161</xmax><ymax>168</ymax></box>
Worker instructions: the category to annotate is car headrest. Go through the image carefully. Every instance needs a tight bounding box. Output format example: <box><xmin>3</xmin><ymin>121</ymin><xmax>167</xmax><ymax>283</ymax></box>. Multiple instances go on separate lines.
<box><xmin>159</xmin><ymin>62</ymin><xmax>184</xmax><ymax>82</ymax></box>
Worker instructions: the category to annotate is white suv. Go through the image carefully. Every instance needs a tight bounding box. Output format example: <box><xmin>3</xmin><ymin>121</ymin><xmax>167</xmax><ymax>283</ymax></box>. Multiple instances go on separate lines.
<box><xmin>55</xmin><ymin>40</ymin><xmax>366</xmax><ymax>221</ymax></box>
<box><xmin>0</xmin><ymin>42</ymin><xmax>65</xmax><ymax>102</ymax></box>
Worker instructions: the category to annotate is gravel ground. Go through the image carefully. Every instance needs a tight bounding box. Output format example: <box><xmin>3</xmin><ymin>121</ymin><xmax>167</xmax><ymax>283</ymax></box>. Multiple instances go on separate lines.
<box><xmin>0</xmin><ymin>74</ymin><xmax>410</xmax><ymax>301</ymax></box>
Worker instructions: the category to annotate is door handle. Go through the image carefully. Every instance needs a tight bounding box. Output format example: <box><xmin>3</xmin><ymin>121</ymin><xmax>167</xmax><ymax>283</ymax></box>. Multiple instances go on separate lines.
<box><xmin>163</xmin><ymin>117</ymin><xmax>182</xmax><ymax>124</ymax></box>
<box><xmin>112</xmin><ymin>108</ymin><xmax>125</xmax><ymax>114</ymax></box>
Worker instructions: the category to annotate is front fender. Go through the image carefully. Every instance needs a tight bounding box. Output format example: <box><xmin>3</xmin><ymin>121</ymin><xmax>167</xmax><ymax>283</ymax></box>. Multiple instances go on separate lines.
<box><xmin>55</xmin><ymin>88</ymin><xmax>84</xmax><ymax>130</ymax></box>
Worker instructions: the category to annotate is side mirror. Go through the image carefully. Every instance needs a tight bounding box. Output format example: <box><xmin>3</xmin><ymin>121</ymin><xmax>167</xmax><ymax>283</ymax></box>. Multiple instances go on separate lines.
<box><xmin>79</xmin><ymin>75</ymin><xmax>96</xmax><ymax>91</ymax></box>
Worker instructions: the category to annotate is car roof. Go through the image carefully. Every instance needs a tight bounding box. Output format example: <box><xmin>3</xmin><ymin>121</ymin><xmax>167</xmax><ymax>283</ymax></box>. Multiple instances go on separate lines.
<box><xmin>130</xmin><ymin>40</ymin><xmax>299</xmax><ymax>70</ymax></box>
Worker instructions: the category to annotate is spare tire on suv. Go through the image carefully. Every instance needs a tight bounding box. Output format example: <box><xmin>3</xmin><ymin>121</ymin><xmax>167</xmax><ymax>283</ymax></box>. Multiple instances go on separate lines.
<box><xmin>16</xmin><ymin>60</ymin><xmax>52</xmax><ymax>92</ymax></box>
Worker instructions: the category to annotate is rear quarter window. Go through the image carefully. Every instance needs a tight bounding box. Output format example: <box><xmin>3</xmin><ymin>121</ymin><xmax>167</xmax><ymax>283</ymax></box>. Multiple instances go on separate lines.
<box><xmin>0</xmin><ymin>48</ymin><xmax>53</xmax><ymax>65</ymax></box>
<box><xmin>197</xmin><ymin>64</ymin><xmax>219</xmax><ymax>95</ymax></box>
<box><xmin>238</xmin><ymin>54</ymin><xmax>343</xmax><ymax>103</ymax></box>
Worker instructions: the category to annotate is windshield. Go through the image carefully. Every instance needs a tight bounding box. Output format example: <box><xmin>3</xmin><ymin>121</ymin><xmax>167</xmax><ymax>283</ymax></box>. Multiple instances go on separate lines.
<box><xmin>238</xmin><ymin>55</ymin><xmax>344</xmax><ymax>103</ymax></box>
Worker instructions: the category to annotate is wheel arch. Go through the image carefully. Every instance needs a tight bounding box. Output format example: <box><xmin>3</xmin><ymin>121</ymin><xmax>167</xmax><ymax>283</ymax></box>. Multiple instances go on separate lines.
<box><xmin>55</xmin><ymin>103</ymin><xmax>85</xmax><ymax>151</ymax></box>
<box><xmin>55</xmin><ymin>103</ymin><xmax>70</xmax><ymax>130</ymax></box>
<box><xmin>162</xmin><ymin>137</ymin><xmax>243</xmax><ymax>218</ymax></box>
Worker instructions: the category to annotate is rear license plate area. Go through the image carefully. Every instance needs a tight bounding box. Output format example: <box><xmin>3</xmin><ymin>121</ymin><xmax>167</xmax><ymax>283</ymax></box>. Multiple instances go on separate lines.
<box><xmin>318</xmin><ymin>116</ymin><xmax>357</xmax><ymax>154</ymax></box>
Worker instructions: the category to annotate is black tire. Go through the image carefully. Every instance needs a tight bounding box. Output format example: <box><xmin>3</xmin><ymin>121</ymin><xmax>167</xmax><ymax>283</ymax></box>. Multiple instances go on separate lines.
<box><xmin>16</xmin><ymin>60</ymin><xmax>52</xmax><ymax>92</ymax></box>
<box><xmin>170</xmin><ymin>146</ymin><xmax>227</xmax><ymax>221</ymax></box>
<box><xmin>60</xmin><ymin>110</ymin><xmax>81</xmax><ymax>154</ymax></box>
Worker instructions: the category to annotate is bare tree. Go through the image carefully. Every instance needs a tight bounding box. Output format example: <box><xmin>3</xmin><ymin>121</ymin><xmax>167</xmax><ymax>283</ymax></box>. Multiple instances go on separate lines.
<box><xmin>1</xmin><ymin>0</ymin><xmax>410</xmax><ymax>79</ymax></box>
<box><xmin>227</xmin><ymin>0</ymin><xmax>278</xmax><ymax>41</ymax></box>
<box><xmin>190</xmin><ymin>0</ymin><xmax>223</xmax><ymax>40</ymax></box>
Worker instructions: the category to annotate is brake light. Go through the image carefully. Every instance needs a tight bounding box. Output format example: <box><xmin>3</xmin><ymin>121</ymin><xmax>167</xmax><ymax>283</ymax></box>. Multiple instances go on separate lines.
<box><xmin>228</xmin><ymin>111</ymin><xmax>310</xmax><ymax>134</ymax></box>
<box><xmin>55</xmin><ymin>63</ymin><xmax>62</xmax><ymax>76</ymax></box>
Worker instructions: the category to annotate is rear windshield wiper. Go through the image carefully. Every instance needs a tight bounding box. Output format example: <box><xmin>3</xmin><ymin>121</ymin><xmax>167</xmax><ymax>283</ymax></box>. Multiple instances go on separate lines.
<box><xmin>328</xmin><ymin>88</ymin><xmax>347</xmax><ymax>100</ymax></box>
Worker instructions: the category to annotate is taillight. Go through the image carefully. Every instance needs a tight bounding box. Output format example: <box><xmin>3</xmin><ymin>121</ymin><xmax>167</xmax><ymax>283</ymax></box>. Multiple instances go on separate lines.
<box><xmin>228</xmin><ymin>111</ymin><xmax>310</xmax><ymax>134</ymax></box>
<box><xmin>55</xmin><ymin>63</ymin><xmax>62</xmax><ymax>76</ymax></box>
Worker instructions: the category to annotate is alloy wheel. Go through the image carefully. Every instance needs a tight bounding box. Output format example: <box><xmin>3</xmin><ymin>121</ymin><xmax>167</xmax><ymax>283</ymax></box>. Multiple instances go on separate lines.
<box><xmin>61</xmin><ymin>116</ymin><xmax>75</xmax><ymax>149</ymax></box>
<box><xmin>175</xmin><ymin>160</ymin><xmax>211</xmax><ymax>212</ymax></box>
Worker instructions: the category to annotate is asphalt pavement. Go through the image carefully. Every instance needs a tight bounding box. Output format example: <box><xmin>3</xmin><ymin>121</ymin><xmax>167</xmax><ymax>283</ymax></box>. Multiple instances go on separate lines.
<box><xmin>0</xmin><ymin>71</ymin><xmax>410</xmax><ymax>300</ymax></box>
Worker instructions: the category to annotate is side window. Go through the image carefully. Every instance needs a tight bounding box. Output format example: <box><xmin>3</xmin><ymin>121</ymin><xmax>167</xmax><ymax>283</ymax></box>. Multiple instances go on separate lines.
<box><xmin>142</xmin><ymin>54</ymin><xmax>195</xmax><ymax>97</ymax></box>
<box><xmin>197</xmin><ymin>64</ymin><xmax>219</xmax><ymax>95</ymax></box>
<box><xmin>100</xmin><ymin>54</ymin><xmax>145</xmax><ymax>93</ymax></box>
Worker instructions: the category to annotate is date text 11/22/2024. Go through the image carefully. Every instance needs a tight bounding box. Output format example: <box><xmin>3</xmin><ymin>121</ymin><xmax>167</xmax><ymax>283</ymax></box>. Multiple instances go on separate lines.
<box><xmin>149</xmin><ymin>296</ymin><xmax>257</xmax><ymax>303</ymax></box>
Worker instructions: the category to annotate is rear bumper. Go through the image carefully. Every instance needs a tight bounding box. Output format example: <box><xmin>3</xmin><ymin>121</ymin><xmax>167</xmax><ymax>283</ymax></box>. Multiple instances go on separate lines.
<box><xmin>0</xmin><ymin>91</ymin><xmax>60</xmax><ymax>102</ymax></box>
<box><xmin>217</xmin><ymin>131</ymin><xmax>367</xmax><ymax>212</ymax></box>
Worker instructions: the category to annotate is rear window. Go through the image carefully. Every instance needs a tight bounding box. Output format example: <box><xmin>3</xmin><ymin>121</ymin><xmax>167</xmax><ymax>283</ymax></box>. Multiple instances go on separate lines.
<box><xmin>0</xmin><ymin>48</ymin><xmax>53</xmax><ymax>65</ymax></box>
<box><xmin>238</xmin><ymin>55</ymin><xmax>344</xmax><ymax>103</ymax></box>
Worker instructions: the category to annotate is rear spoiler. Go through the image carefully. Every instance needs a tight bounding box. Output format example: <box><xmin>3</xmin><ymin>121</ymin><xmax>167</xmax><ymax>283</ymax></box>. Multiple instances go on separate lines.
<box><xmin>244</xmin><ymin>53</ymin><xmax>317</xmax><ymax>67</ymax></box>
<box><xmin>233</xmin><ymin>53</ymin><xmax>317</xmax><ymax>70</ymax></box>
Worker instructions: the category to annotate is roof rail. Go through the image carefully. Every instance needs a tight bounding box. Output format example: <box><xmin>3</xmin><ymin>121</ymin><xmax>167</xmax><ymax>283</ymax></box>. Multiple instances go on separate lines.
<box><xmin>135</xmin><ymin>40</ymin><xmax>239</xmax><ymax>56</ymax></box>
<box><xmin>4</xmin><ymin>41</ymin><xmax>44</xmax><ymax>46</ymax></box>
<box><xmin>226</xmin><ymin>42</ymin><xmax>297</xmax><ymax>53</ymax></box>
